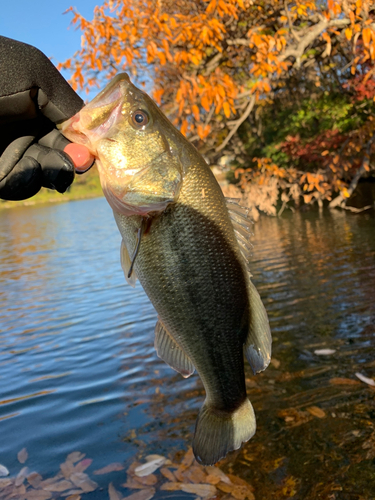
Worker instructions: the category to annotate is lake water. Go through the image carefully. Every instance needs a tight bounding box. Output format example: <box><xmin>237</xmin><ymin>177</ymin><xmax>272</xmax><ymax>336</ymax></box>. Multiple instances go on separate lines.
<box><xmin>0</xmin><ymin>198</ymin><xmax>374</xmax><ymax>500</ymax></box>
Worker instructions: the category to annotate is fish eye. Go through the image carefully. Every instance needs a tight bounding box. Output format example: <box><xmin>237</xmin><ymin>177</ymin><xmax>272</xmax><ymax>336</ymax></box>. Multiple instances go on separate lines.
<box><xmin>131</xmin><ymin>109</ymin><xmax>149</xmax><ymax>129</ymax></box>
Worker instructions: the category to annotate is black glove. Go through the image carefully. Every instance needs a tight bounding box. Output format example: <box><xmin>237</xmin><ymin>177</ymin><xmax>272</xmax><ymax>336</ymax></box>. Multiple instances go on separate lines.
<box><xmin>0</xmin><ymin>36</ymin><xmax>84</xmax><ymax>200</ymax></box>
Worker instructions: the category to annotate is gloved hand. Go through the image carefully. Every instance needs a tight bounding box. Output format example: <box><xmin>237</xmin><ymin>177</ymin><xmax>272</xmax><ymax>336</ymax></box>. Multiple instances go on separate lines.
<box><xmin>0</xmin><ymin>36</ymin><xmax>93</xmax><ymax>201</ymax></box>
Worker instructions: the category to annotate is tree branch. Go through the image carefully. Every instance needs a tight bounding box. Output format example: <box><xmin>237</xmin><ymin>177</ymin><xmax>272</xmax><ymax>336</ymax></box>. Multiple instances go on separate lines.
<box><xmin>284</xmin><ymin>0</ymin><xmax>300</xmax><ymax>42</ymax></box>
<box><xmin>226</xmin><ymin>38</ymin><xmax>250</xmax><ymax>46</ymax></box>
<box><xmin>215</xmin><ymin>96</ymin><xmax>256</xmax><ymax>153</ymax></box>
<box><xmin>204</xmin><ymin>52</ymin><xmax>223</xmax><ymax>75</ymax></box>
<box><xmin>279</xmin><ymin>18</ymin><xmax>350</xmax><ymax>67</ymax></box>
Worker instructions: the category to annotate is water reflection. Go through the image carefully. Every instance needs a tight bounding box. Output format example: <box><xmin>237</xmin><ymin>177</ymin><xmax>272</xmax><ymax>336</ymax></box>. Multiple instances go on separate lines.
<box><xmin>0</xmin><ymin>200</ymin><xmax>374</xmax><ymax>499</ymax></box>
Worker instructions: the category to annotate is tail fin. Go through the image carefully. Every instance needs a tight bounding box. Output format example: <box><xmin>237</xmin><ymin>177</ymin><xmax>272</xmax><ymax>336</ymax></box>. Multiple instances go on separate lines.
<box><xmin>192</xmin><ymin>399</ymin><xmax>256</xmax><ymax>465</ymax></box>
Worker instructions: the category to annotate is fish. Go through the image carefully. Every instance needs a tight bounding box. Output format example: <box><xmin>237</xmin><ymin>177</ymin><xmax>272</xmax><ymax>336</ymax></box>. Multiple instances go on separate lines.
<box><xmin>60</xmin><ymin>74</ymin><xmax>271</xmax><ymax>465</ymax></box>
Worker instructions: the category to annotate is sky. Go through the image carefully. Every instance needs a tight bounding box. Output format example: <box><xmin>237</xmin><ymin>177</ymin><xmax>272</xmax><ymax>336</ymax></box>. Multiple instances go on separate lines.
<box><xmin>0</xmin><ymin>0</ymin><xmax>100</xmax><ymax>99</ymax></box>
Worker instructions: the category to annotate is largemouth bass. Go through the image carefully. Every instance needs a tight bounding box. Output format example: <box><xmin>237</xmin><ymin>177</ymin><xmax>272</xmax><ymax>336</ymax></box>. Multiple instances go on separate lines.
<box><xmin>61</xmin><ymin>74</ymin><xmax>271</xmax><ymax>465</ymax></box>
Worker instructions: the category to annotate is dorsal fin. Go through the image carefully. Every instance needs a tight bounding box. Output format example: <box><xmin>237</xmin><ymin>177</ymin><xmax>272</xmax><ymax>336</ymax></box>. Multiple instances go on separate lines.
<box><xmin>226</xmin><ymin>198</ymin><xmax>272</xmax><ymax>374</ymax></box>
<box><xmin>226</xmin><ymin>197</ymin><xmax>253</xmax><ymax>274</ymax></box>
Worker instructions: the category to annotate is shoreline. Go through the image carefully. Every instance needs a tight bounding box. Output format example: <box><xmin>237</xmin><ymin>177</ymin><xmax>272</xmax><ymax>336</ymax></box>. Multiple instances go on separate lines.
<box><xmin>0</xmin><ymin>192</ymin><xmax>103</xmax><ymax>210</ymax></box>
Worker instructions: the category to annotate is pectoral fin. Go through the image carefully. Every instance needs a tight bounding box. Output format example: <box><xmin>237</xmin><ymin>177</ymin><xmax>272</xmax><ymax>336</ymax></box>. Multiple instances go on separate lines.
<box><xmin>244</xmin><ymin>280</ymin><xmax>272</xmax><ymax>374</ymax></box>
<box><xmin>127</xmin><ymin>219</ymin><xmax>145</xmax><ymax>278</ymax></box>
<box><xmin>120</xmin><ymin>240</ymin><xmax>137</xmax><ymax>288</ymax></box>
<box><xmin>154</xmin><ymin>320</ymin><xmax>195</xmax><ymax>378</ymax></box>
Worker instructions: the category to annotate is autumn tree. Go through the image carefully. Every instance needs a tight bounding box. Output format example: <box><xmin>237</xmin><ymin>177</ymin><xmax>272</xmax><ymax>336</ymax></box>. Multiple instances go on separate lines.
<box><xmin>61</xmin><ymin>0</ymin><xmax>375</xmax><ymax>216</ymax></box>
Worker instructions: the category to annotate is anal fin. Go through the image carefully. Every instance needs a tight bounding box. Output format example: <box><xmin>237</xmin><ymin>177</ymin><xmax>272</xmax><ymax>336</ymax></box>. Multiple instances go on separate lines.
<box><xmin>244</xmin><ymin>280</ymin><xmax>272</xmax><ymax>374</ymax></box>
<box><xmin>154</xmin><ymin>320</ymin><xmax>195</xmax><ymax>378</ymax></box>
<box><xmin>120</xmin><ymin>239</ymin><xmax>137</xmax><ymax>288</ymax></box>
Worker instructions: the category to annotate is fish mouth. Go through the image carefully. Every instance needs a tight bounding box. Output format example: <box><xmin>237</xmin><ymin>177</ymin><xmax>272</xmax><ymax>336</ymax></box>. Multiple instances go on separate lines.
<box><xmin>60</xmin><ymin>74</ymin><xmax>133</xmax><ymax>154</ymax></box>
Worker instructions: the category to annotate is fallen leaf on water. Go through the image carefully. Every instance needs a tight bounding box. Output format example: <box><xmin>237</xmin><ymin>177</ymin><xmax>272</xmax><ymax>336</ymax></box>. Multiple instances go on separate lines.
<box><xmin>306</xmin><ymin>406</ymin><xmax>326</xmax><ymax>419</ymax></box>
<box><xmin>205</xmin><ymin>474</ymin><xmax>221</xmax><ymax>485</ymax></box>
<box><xmin>181</xmin><ymin>483</ymin><xmax>217</xmax><ymax>499</ymax></box>
<box><xmin>217</xmin><ymin>482</ymin><xmax>234</xmax><ymax>494</ymax></box>
<box><xmin>160</xmin><ymin>468</ymin><xmax>175</xmax><ymax>482</ymax></box>
<box><xmin>61</xmin><ymin>490</ymin><xmax>83</xmax><ymax>497</ymax></box>
<box><xmin>14</xmin><ymin>484</ymin><xmax>27</xmax><ymax>496</ymax></box>
<box><xmin>181</xmin><ymin>465</ymin><xmax>207</xmax><ymax>484</ymax></box>
<box><xmin>281</xmin><ymin>475</ymin><xmax>299</xmax><ymax>497</ymax></box>
<box><xmin>180</xmin><ymin>448</ymin><xmax>195</xmax><ymax>468</ymax></box>
<box><xmin>61</xmin><ymin>461</ymin><xmax>75</xmax><ymax>479</ymax></box>
<box><xmin>73</xmin><ymin>459</ymin><xmax>92</xmax><ymax>473</ymax></box>
<box><xmin>109</xmin><ymin>482</ymin><xmax>123</xmax><ymax>500</ymax></box>
<box><xmin>160</xmin><ymin>482</ymin><xmax>183</xmax><ymax>491</ymax></box>
<box><xmin>124</xmin><ymin>487</ymin><xmax>155</xmax><ymax>500</ymax></box>
<box><xmin>126</xmin><ymin>462</ymin><xmax>142</xmax><ymax>476</ymax></box>
<box><xmin>144</xmin><ymin>455</ymin><xmax>164</xmax><ymax>462</ymax></box>
<box><xmin>40</xmin><ymin>475</ymin><xmax>64</xmax><ymax>487</ymax></box>
<box><xmin>43</xmin><ymin>480</ymin><xmax>74</xmax><ymax>492</ymax></box>
<box><xmin>226</xmin><ymin>474</ymin><xmax>255</xmax><ymax>498</ymax></box>
<box><xmin>18</xmin><ymin>448</ymin><xmax>28</xmax><ymax>464</ymax></box>
<box><xmin>14</xmin><ymin>484</ymin><xmax>26</xmax><ymax>500</ymax></box>
<box><xmin>277</xmin><ymin>408</ymin><xmax>311</xmax><ymax>427</ymax></box>
<box><xmin>25</xmin><ymin>490</ymin><xmax>53</xmax><ymax>500</ymax></box>
<box><xmin>205</xmin><ymin>466</ymin><xmax>231</xmax><ymax>485</ymax></box>
<box><xmin>134</xmin><ymin>456</ymin><xmax>166</xmax><ymax>477</ymax></box>
<box><xmin>314</xmin><ymin>349</ymin><xmax>336</xmax><ymax>355</ymax></box>
<box><xmin>65</xmin><ymin>495</ymin><xmax>81</xmax><ymax>500</ymax></box>
<box><xmin>160</xmin><ymin>481</ymin><xmax>217</xmax><ymax>499</ymax></box>
<box><xmin>233</xmin><ymin>485</ymin><xmax>254</xmax><ymax>500</ymax></box>
<box><xmin>27</xmin><ymin>472</ymin><xmax>43</xmax><ymax>488</ymax></box>
<box><xmin>0</xmin><ymin>465</ymin><xmax>9</xmax><ymax>477</ymax></box>
<box><xmin>173</xmin><ymin>467</ymin><xmax>187</xmax><ymax>482</ymax></box>
<box><xmin>67</xmin><ymin>452</ymin><xmax>85</xmax><ymax>464</ymax></box>
<box><xmin>70</xmin><ymin>472</ymin><xmax>98</xmax><ymax>492</ymax></box>
<box><xmin>271</xmin><ymin>457</ymin><xmax>286</xmax><ymax>471</ymax></box>
<box><xmin>15</xmin><ymin>466</ymin><xmax>29</xmax><ymax>486</ymax></box>
<box><xmin>329</xmin><ymin>377</ymin><xmax>360</xmax><ymax>386</ymax></box>
<box><xmin>245</xmin><ymin>378</ymin><xmax>258</xmax><ymax>388</ymax></box>
<box><xmin>133</xmin><ymin>474</ymin><xmax>157</xmax><ymax>486</ymax></box>
<box><xmin>122</xmin><ymin>479</ymin><xmax>149</xmax><ymax>490</ymax></box>
<box><xmin>0</xmin><ymin>478</ymin><xmax>12</xmax><ymax>489</ymax></box>
<box><xmin>355</xmin><ymin>372</ymin><xmax>375</xmax><ymax>386</ymax></box>
<box><xmin>270</xmin><ymin>358</ymin><xmax>281</xmax><ymax>368</ymax></box>
<box><xmin>94</xmin><ymin>463</ymin><xmax>125</xmax><ymax>475</ymax></box>
<box><xmin>218</xmin><ymin>482</ymin><xmax>254</xmax><ymax>500</ymax></box>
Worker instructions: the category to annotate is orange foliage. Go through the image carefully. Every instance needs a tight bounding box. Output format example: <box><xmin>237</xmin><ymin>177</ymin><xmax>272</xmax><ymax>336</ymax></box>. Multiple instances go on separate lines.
<box><xmin>60</xmin><ymin>0</ymin><xmax>375</xmax><ymax>210</ymax></box>
<box><xmin>61</xmin><ymin>0</ymin><xmax>375</xmax><ymax>133</ymax></box>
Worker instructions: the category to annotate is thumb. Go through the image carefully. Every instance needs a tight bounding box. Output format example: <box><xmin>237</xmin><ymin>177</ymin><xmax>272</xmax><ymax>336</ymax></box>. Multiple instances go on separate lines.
<box><xmin>39</xmin><ymin>129</ymin><xmax>94</xmax><ymax>173</ymax></box>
